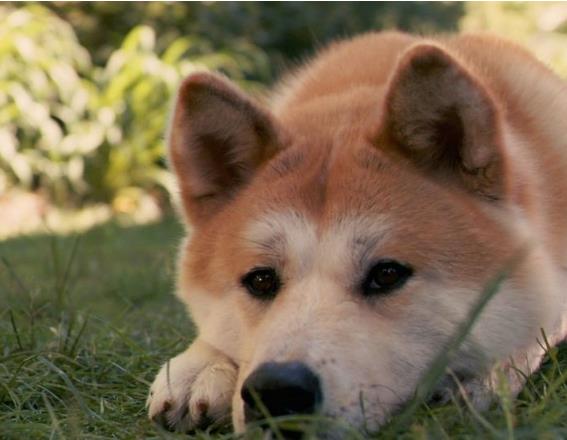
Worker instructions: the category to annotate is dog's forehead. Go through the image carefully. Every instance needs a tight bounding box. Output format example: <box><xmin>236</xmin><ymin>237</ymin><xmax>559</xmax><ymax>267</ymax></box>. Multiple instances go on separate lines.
<box><xmin>243</xmin><ymin>209</ymin><xmax>391</xmax><ymax>274</ymax></box>
<box><xmin>245</xmin><ymin>142</ymin><xmax>432</xmax><ymax>236</ymax></box>
<box><xmin>229</xmin><ymin>142</ymin><xmax>513</xmax><ymax>282</ymax></box>
<box><xmin>255</xmin><ymin>141</ymin><xmax>410</xmax><ymax>216</ymax></box>
<box><xmin>235</xmin><ymin>145</ymin><xmax>422</xmax><ymax>269</ymax></box>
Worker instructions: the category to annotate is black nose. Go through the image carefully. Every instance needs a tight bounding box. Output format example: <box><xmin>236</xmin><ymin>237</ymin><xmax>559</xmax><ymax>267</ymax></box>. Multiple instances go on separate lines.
<box><xmin>241</xmin><ymin>361</ymin><xmax>322</xmax><ymax>423</ymax></box>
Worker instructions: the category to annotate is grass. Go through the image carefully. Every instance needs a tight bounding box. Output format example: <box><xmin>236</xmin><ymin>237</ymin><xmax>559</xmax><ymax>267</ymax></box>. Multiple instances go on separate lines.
<box><xmin>1</xmin><ymin>215</ymin><xmax>566</xmax><ymax>439</ymax></box>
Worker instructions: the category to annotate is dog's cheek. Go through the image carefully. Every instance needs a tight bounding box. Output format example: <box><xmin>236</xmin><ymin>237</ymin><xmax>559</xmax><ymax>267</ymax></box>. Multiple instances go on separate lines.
<box><xmin>394</xmin><ymin>257</ymin><xmax>558</xmax><ymax>380</ymax></box>
<box><xmin>469</xmin><ymin>249</ymin><xmax>563</xmax><ymax>363</ymax></box>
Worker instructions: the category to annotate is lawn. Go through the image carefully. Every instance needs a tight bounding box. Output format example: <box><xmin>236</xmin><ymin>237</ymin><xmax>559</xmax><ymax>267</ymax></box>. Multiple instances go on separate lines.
<box><xmin>1</xmin><ymin>216</ymin><xmax>566</xmax><ymax>439</ymax></box>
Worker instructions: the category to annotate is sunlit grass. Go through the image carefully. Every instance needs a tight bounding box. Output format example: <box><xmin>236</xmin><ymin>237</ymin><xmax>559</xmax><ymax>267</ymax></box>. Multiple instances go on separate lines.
<box><xmin>1</xmin><ymin>217</ymin><xmax>565</xmax><ymax>439</ymax></box>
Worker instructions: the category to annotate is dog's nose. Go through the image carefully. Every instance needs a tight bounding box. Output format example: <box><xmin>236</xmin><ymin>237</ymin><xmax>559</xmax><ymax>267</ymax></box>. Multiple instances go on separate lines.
<box><xmin>241</xmin><ymin>361</ymin><xmax>322</xmax><ymax>423</ymax></box>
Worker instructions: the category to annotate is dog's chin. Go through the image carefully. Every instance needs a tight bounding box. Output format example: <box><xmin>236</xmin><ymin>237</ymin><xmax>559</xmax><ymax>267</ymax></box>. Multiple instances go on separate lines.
<box><xmin>234</xmin><ymin>403</ymin><xmax>394</xmax><ymax>439</ymax></box>
<box><xmin>239</xmin><ymin>420</ymin><xmax>363</xmax><ymax>440</ymax></box>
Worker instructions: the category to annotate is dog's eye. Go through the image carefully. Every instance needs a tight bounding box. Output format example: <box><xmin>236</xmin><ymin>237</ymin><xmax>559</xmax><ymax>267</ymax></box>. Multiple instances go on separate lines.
<box><xmin>362</xmin><ymin>260</ymin><xmax>413</xmax><ymax>295</ymax></box>
<box><xmin>241</xmin><ymin>268</ymin><xmax>280</xmax><ymax>300</ymax></box>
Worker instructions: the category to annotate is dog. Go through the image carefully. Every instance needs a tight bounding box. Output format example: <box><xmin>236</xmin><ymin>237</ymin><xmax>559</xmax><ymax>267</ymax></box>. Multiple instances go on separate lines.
<box><xmin>147</xmin><ymin>31</ymin><xmax>567</xmax><ymax>437</ymax></box>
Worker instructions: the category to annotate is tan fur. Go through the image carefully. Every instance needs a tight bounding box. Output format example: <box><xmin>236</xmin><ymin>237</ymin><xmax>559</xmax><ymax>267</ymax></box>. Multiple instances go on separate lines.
<box><xmin>148</xmin><ymin>31</ymin><xmax>567</xmax><ymax>436</ymax></box>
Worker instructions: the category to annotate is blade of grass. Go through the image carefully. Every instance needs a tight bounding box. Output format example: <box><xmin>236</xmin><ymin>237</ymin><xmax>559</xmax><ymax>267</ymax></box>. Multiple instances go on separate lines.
<box><xmin>1</xmin><ymin>257</ymin><xmax>39</xmax><ymax>349</ymax></box>
<box><xmin>1</xmin><ymin>256</ymin><xmax>30</xmax><ymax>296</ymax></box>
<box><xmin>39</xmin><ymin>355</ymin><xmax>98</xmax><ymax>420</ymax></box>
<box><xmin>110</xmin><ymin>361</ymin><xmax>152</xmax><ymax>387</ymax></box>
<box><xmin>56</xmin><ymin>234</ymin><xmax>81</xmax><ymax>308</ymax></box>
<box><xmin>42</xmin><ymin>392</ymin><xmax>66</xmax><ymax>440</ymax></box>
<box><xmin>449</xmin><ymin>370</ymin><xmax>500</xmax><ymax>437</ymax></box>
<box><xmin>9</xmin><ymin>310</ymin><xmax>23</xmax><ymax>351</ymax></box>
<box><xmin>494</xmin><ymin>368</ymin><xmax>516</xmax><ymax>440</ymax></box>
<box><xmin>50</xmin><ymin>237</ymin><xmax>61</xmax><ymax>300</ymax></box>
<box><xmin>246</xmin><ymin>388</ymin><xmax>285</xmax><ymax>440</ymax></box>
<box><xmin>68</xmin><ymin>314</ymin><xmax>89</xmax><ymax>357</ymax></box>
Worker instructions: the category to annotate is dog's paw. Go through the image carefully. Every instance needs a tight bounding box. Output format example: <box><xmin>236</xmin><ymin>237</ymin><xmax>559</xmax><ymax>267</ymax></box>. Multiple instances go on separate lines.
<box><xmin>147</xmin><ymin>342</ymin><xmax>237</xmax><ymax>432</ymax></box>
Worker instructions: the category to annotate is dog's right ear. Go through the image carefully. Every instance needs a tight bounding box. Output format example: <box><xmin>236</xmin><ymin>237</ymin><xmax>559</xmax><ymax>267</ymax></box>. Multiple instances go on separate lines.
<box><xmin>169</xmin><ymin>72</ymin><xmax>287</xmax><ymax>225</ymax></box>
<box><xmin>377</xmin><ymin>44</ymin><xmax>506</xmax><ymax>200</ymax></box>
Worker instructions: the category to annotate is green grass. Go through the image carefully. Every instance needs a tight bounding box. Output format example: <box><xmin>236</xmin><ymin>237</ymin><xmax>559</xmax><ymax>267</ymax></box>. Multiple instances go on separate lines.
<box><xmin>1</xmin><ymin>216</ymin><xmax>565</xmax><ymax>439</ymax></box>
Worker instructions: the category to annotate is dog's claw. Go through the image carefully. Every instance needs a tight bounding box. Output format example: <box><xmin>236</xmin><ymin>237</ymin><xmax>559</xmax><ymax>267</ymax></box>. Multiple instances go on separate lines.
<box><xmin>147</xmin><ymin>343</ymin><xmax>237</xmax><ymax>433</ymax></box>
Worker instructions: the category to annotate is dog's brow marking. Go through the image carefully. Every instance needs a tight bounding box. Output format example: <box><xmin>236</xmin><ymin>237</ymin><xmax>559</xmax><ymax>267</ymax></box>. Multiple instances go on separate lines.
<box><xmin>353</xmin><ymin>233</ymin><xmax>386</xmax><ymax>266</ymax></box>
<box><xmin>244</xmin><ymin>211</ymin><xmax>317</xmax><ymax>271</ymax></box>
<box><xmin>319</xmin><ymin>216</ymin><xmax>390</xmax><ymax>272</ymax></box>
<box><xmin>268</xmin><ymin>149</ymin><xmax>306</xmax><ymax>178</ymax></box>
<box><xmin>238</xmin><ymin>233</ymin><xmax>285</xmax><ymax>259</ymax></box>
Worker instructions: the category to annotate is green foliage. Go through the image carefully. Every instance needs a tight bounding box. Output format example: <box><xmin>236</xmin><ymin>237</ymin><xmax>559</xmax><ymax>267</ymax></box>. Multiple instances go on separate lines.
<box><xmin>45</xmin><ymin>2</ymin><xmax>464</xmax><ymax>81</ymax></box>
<box><xmin>0</xmin><ymin>5</ymin><xmax>267</xmax><ymax>208</ymax></box>
<box><xmin>1</xmin><ymin>3</ymin><xmax>463</xmax><ymax>210</ymax></box>
<box><xmin>461</xmin><ymin>2</ymin><xmax>567</xmax><ymax>77</ymax></box>
<box><xmin>5</xmin><ymin>3</ymin><xmax>564</xmax><ymax>211</ymax></box>
<box><xmin>87</xmin><ymin>24</ymin><xmax>268</xmax><ymax>205</ymax></box>
<box><xmin>0</xmin><ymin>5</ymin><xmax>94</xmax><ymax>204</ymax></box>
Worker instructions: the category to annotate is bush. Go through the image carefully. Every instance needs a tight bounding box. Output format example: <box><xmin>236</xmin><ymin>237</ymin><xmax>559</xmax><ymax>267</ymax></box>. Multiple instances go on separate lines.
<box><xmin>461</xmin><ymin>3</ymin><xmax>567</xmax><ymax>77</ymax></box>
<box><xmin>12</xmin><ymin>3</ymin><xmax>564</xmax><ymax>212</ymax></box>
<box><xmin>0</xmin><ymin>5</ymin><xmax>94</xmax><ymax>205</ymax></box>
<box><xmin>45</xmin><ymin>2</ymin><xmax>464</xmax><ymax>81</ymax></box>
<box><xmin>0</xmin><ymin>5</ymin><xmax>267</xmax><ymax>208</ymax></box>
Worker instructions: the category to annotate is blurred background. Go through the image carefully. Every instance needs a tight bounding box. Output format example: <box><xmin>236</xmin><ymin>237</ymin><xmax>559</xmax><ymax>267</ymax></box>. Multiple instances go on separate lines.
<box><xmin>1</xmin><ymin>1</ymin><xmax>566</xmax><ymax>238</ymax></box>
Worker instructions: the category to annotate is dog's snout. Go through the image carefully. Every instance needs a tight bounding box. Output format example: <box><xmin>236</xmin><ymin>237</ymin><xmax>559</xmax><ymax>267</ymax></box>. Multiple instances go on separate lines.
<box><xmin>241</xmin><ymin>361</ymin><xmax>322</xmax><ymax>423</ymax></box>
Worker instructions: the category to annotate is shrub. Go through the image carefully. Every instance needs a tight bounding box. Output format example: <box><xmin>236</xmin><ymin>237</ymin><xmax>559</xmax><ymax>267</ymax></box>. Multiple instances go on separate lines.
<box><xmin>461</xmin><ymin>3</ymin><xmax>567</xmax><ymax>77</ymax></box>
<box><xmin>0</xmin><ymin>5</ymin><xmax>267</xmax><ymax>208</ymax></box>
<box><xmin>0</xmin><ymin>5</ymin><xmax>95</xmax><ymax>205</ymax></box>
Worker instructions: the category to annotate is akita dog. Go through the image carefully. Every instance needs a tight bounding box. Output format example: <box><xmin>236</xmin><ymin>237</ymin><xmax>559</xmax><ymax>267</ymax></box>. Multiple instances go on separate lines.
<box><xmin>147</xmin><ymin>32</ymin><xmax>567</xmax><ymax>436</ymax></box>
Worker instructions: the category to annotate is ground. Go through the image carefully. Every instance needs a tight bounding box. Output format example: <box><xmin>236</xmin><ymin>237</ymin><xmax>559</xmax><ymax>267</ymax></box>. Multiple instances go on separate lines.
<box><xmin>1</xmin><ymin>215</ymin><xmax>565</xmax><ymax>439</ymax></box>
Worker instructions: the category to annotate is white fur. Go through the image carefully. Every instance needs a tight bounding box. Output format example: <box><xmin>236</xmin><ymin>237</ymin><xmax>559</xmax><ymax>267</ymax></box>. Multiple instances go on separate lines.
<box><xmin>147</xmin><ymin>339</ymin><xmax>236</xmax><ymax>431</ymax></box>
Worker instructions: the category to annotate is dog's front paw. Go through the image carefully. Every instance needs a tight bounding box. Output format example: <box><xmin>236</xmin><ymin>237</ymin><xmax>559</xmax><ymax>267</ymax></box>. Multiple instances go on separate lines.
<box><xmin>147</xmin><ymin>341</ymin><xmax>237</xmax><ymax>432</ymax></box>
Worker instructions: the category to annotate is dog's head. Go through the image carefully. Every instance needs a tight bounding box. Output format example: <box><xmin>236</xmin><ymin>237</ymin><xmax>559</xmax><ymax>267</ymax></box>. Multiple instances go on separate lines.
<box><xmin>168</xmin><ymin>43</ymin><xmax>556</xmax><ymax>434</ymax></box>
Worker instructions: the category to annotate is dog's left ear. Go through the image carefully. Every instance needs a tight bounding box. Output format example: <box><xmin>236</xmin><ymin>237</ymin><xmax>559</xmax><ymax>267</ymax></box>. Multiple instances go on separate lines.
<box><xmin>378</xmin><ymin>44</ymin><xmax>505</xmax><ymax>200</ymax></box>
<box><xmin>169</xmin><ymin>72</ymin><xmax>288</xmax><ymax>224</ymax></box>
